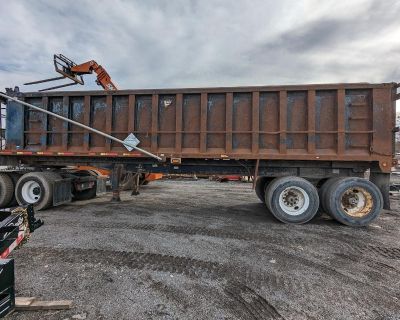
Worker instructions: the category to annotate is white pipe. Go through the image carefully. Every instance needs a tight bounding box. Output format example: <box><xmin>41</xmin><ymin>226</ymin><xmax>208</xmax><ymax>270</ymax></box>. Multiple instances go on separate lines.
<box><xmin>0</xmin><ymin>92</ymin><xmax>163</xmax><ymax>161</ymax></box>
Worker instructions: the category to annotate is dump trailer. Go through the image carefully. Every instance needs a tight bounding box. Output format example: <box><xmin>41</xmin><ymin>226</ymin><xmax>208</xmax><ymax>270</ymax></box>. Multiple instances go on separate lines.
<box><xmin>0</xmin><ymin>82</ymin><xmax>398</xmax><ymax>226</ymax></box>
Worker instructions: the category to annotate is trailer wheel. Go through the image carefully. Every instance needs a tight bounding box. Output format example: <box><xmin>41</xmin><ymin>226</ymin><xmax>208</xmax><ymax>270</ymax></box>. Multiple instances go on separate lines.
<box><xmin>6</xmin><ymin>172</ymin><xmax>22</xmax><ymax>207</ymax></box>
<box><xmin>324</xmin><ymin>177</ymin><xmax>383</xmax><ymax>227</ymax></box>
<box><xmin>265</xmin><ymin>176</ymin><xmax>319</xmax><ymax>224</ymax></box>
<box><xmin>255</xmin><ymin>177</ymin><xmax>273</xmax><ymax>203</ymax></box>
<box><xmin>0</xmin><ymin>173</ymin><xmax>15</xmax><ymax>208</ymax></box>
<box><xmin>15</xmin><ymin>172</ymin><xmax>60</xmax><ymax>210</ymax></box>
<box><xmin>318</xmin><ymin>177</ymin><xmax>343</xmax><ymax>213</ymax></box>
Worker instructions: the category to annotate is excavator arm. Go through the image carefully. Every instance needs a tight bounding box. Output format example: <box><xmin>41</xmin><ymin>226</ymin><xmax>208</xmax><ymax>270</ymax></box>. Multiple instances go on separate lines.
<box><xmin>71</xmin><ymin>60</ymin><xmax>118</xmax><ymax>90</ymax></box>
<box><xmin>24</xmin><ymin>54</ymin><xmax>118</xmax><ymax>91</ymax></box>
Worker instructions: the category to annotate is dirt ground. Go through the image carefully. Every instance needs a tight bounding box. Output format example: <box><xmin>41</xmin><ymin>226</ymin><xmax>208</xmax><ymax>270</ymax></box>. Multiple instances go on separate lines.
<box><xmin>7</xmin><ymin>179</ymin><xmax>400</xmax><ymax>320</ymax></box>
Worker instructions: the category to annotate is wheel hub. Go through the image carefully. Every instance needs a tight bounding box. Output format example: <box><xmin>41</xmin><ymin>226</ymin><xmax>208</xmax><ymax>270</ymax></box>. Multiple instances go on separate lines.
<box><xmin>340</xmin><ymin>187</ymin><xmax>373</xmax><ymax>217</ymax></box>
<box><xmin>21</xmin><ymin>181</ymin><xmax>41</xmax><ymax>204</ymax></box>
<box><xmin>283</xmin><ymin>191</ymin><xmax>300</xmax><ymax>208</ymax></box>
<box><xmin>278</xmin><ymin>187</ymin><xmax>310</xmax><ymax>216</ymax></box>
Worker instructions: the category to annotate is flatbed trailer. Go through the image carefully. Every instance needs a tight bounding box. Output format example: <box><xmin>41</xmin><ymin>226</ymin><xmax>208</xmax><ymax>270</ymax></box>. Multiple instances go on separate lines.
<box><xmin>0</xmin><ymin>82</ymin><xmax>398</xmax><ymax>226</ymax></box>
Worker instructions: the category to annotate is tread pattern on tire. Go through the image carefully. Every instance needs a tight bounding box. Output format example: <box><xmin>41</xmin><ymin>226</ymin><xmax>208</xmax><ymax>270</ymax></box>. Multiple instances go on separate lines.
<box><xmin>255</xmin><ymin>177</ymin><xmax>268</xmax><ymax>203</ymax></box>
<box><xmin>319</xmin><ymin>177</ymin><xmax>343</xmax><ymax>214</ymax></box>
<box><xmin>0</xmin><ymin>173</ymin><xmax>15</xmax><ymax>208</ymax></box>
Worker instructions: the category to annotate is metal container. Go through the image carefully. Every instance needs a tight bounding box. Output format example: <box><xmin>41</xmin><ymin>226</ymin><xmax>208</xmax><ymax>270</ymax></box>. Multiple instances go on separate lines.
<box><xmin>3</xmin><ymin>82</ymin><xmax>398</xmax><ymax>172</ymax></box>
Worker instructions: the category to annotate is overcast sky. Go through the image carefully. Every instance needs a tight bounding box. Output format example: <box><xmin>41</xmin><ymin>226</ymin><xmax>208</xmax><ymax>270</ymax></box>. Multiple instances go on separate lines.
<box><xmin>0</xmin><ymin>0</ymin><xmax>399</xmax><ymax>103</ymax></box>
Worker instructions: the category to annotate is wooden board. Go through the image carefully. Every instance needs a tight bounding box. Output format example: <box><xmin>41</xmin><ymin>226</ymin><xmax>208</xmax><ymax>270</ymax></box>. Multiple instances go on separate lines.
<box><xmin>15</xmin><ymin>297</ymin><xmax>37</xmax><ymax>307</ymax></box>
<box><xmin>15</xmin><ymin>297</ymin><xmax>72</xmax><ymax>311</ymax></box>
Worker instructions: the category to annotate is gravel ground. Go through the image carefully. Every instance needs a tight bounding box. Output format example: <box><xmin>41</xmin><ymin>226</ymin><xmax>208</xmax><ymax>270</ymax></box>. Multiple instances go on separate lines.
<box><xmin>6</xmin><ymin>179</ymin><xmax>400</xmax><ymax>320</ymax></box>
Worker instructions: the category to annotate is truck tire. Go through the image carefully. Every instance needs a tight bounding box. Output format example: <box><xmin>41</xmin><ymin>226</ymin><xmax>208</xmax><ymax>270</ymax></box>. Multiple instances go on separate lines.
<box><xmin>255</xmin><ymin>177</ymin><xmax>273</xmax><ymax>203</ymax></box>
<box><xmin>324</xmin><ymin>177</ymin><xmax>383</xmax><ymax>227</ymax></box>
<box><xmin>265</xmin><ymin>176</ymin><xmax>319</xmax><ymax>224</ymax></box>
<box><xmin>15</xmin><ymin>172</ymin><xmax>60</xmax><ymax>210</ymax></box>
<box><xmin>0</xmin><ymin>173</ymin><xmax>15</xmax><ymax>208</ymax></box>
<box><xmin>73</xmin><ymin>184</ymin><xmax>97</xmax><ymax>201</ymax></box>
<box><xmin>7</xmin><ymin>172</ymin><xmax>22</xmax><ymax>206</ymax></box>
<box><xmin>318</xmin><ymin>177</ymin><xmax>343</xmax><ymax>214</ymax></box>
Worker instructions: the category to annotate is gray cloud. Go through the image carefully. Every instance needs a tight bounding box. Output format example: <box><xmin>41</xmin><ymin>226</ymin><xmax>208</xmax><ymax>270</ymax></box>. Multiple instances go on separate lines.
<box><xmin>267</xmin><ymin>0</ymin><xmax>400</xmax><ymax>52</ymax></box>
<box><xmin>0</xmin><ymin>0</ymin><xmax>399</xmax><ymax>104</ymax></box>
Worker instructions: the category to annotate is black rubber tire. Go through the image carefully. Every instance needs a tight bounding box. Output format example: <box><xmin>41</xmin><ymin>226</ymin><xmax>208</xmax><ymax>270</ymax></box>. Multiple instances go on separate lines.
<box><xmin>0</xmin><ymin>173</ymin><xmax>15</xmax><ymax>208</ymax></box>
<box><xmin>265</xmin><ymin>176</ymin><xmax>320</xmax><ymax>224</ymax></box>
<box><xmin>73</xmin><ymin>184</ymin><xmax>97</xmax><ymax>201</ymax></box>
<box><xmin>7</xmin><ymin>172</ymin><xmax>22</xmax><ymax>207</ymax></box>
<box><xmin>15</xmin><ymin>172</ymin><xmax>60</xmax><ymax>210</ymax></box>
<box><xmin>254</xmin><ymin>177</ymin><xmax>274</xmax><ymax>203</ymax></box>
<box><xmin>324</xmin><ymin>177</ymin><xmax>383</xmax><ymax>227</ymax></box>
<box><xmin>319</xmin><ymin>177</ymin><xmax>343</xmax><ymax>214</ymax></box>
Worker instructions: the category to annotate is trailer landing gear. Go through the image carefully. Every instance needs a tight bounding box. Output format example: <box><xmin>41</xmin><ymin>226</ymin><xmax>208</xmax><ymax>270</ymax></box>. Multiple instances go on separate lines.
<box><xmin>131</xmin><ymin>173</ymin><xmax>141</xmax><ymax>196</ymax></box>
<box><xmin>111</xmin><ymin>164</ymin><xmax>123</xmax><ymax>202</ymax></box>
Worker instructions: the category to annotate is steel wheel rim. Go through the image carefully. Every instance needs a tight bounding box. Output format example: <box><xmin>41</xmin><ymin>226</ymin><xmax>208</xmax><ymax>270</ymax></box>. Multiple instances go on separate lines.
<box><xmin>278</xmin><ymin>186</ymin><xmax>310</xmax><ymax>216</ymax></box>
<box><xmin>21</xmin><ymin>180</ymin><xmax>41</xmax><ymax>204</ymax></box>
<box><xmin>340</xmin><ymin>187</ymin><xmax>373</xmax><ymax>217</ymax></box>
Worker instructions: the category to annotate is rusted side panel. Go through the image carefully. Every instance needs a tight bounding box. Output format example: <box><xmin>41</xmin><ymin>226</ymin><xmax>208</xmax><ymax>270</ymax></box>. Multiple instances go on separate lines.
<box><xmin>111</xmin><ymin>95</ymin><xmax>129</xmax><ymax>150</ymax></box>
<box><xmin>199</xmin><ymin>93</ymin><xmax>207</xmax><ymax>153</ymax></box>
<box><xmin>259</xmin><ymin>92</ymin><xmax>279</xmax><ymax>153</ymax></box>
<box><xmin>175</xmin><ymin>94</ymin><xmax>183</xmax><ymax>154</ymax></box>
<box><xmin>6</xmin><ymin>83</ymin><xmax>397</xmax><ymax>171</ymax></box>
<box><xmin>47</xmin><ymin>96</ymin><xmax>67</xmax><ymax>149</ymax></box>
<box><xmin>233</xmin><ymin>92</ymin><xmax>252</xmax><ymax>153</ymax></box>
<box><xmin>287</xmin><ymin>91</ymin><xmax>307</xmax><ymax>150</ymax></box>
<box><xmin>158</xmin><ymin>95</ymin><xmax>176</xmax><ymax>151</ymax></box>
<box><xmin>61</xmin><ymin>96</ymin><xmax>69</xmax><ymax>150</ymax></box>
<box><xmin>24</xmin><ymin>97</ymin><xmax>45</xmax><ymax>150</ymax></box>
<box><xmin>307</xmin><ymin>90</ymin><xmax>316</xmax><ymax>154</ymax></box>
<box><xmin>135</xmin><ymin>95</ymin><xmax>152</xmax><ymax>149</ymax></box>
<box><xmin>182</xmin><ymin>94</ymin><xmax>201</xmax><ymax>153</ymax></box>
<box><xmin>69</xmin><ymin>96</ymin><xmax>85</xmax><ymax>149</ymax></box>
<box><xmin>371</xmin><ymin>88</ymin><xmax>393</xmax><ymax>157</ymax></box>
<box><xmin>315</xmin><ymin>90</ymin><xmax>337</xmax><ymax>151</ymax></box>
<box><xmin>225</xmin><ymin>93</ymin><xmax>232</xmax><ymax>154</ymax></box>
<box><xmin>90</xmin><ymin>95</ymin><xmax>107</xmax><ymax>149</ymax></box>
<box><xmin>207</xmin><ymin>93</ymin><xmax>226</xmax><ymax>151</ymax></box>
<box><xmin>105</xmin><ymin>95</ymin><xmax>113</xmax><ymax>151</ymax></box>
<box><xmin>151</xmin><ymin>94</ymin><xmax>159</xmax><ymax>153</ymax></box>
<box><xmin>279</xmin><ymin>91</ymin><xmax>287</xmax><ymax>154</ymax></box>
<box><xmin>82</xmin><ymin>96</ymin><xmax>90</xmax><ymax>151</ymax></box>
<box><xmin>344</xmin><ymin>89</ymin><xmax>372</xmax><ymax>154</ymax></box>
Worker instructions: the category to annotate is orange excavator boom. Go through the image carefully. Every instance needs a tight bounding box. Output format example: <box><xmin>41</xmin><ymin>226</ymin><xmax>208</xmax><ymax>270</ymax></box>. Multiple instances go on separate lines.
<box><xmin>24</xmin><ymin>54</ymin><xmax>118</xmax><ymax>91</ymax></box>
<box><xmin>70</xmin><ymin>60</ymin><xmax>118</xmax><ymax>91</ymax></box>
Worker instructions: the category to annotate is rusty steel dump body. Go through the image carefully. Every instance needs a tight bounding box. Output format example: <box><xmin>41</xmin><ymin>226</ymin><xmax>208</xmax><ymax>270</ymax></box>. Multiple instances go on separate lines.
<box><xmin>2</xmin><ymin>82</ymin><xmax>397</xmax><ymax>173</ymax></box>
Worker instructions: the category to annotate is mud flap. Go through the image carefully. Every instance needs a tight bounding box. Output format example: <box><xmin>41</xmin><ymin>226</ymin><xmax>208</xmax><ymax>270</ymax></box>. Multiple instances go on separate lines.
<box><xmin>52</xmin><ymin>178</ymin><xmax>72</xmax><ymax>206</ymax></box>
